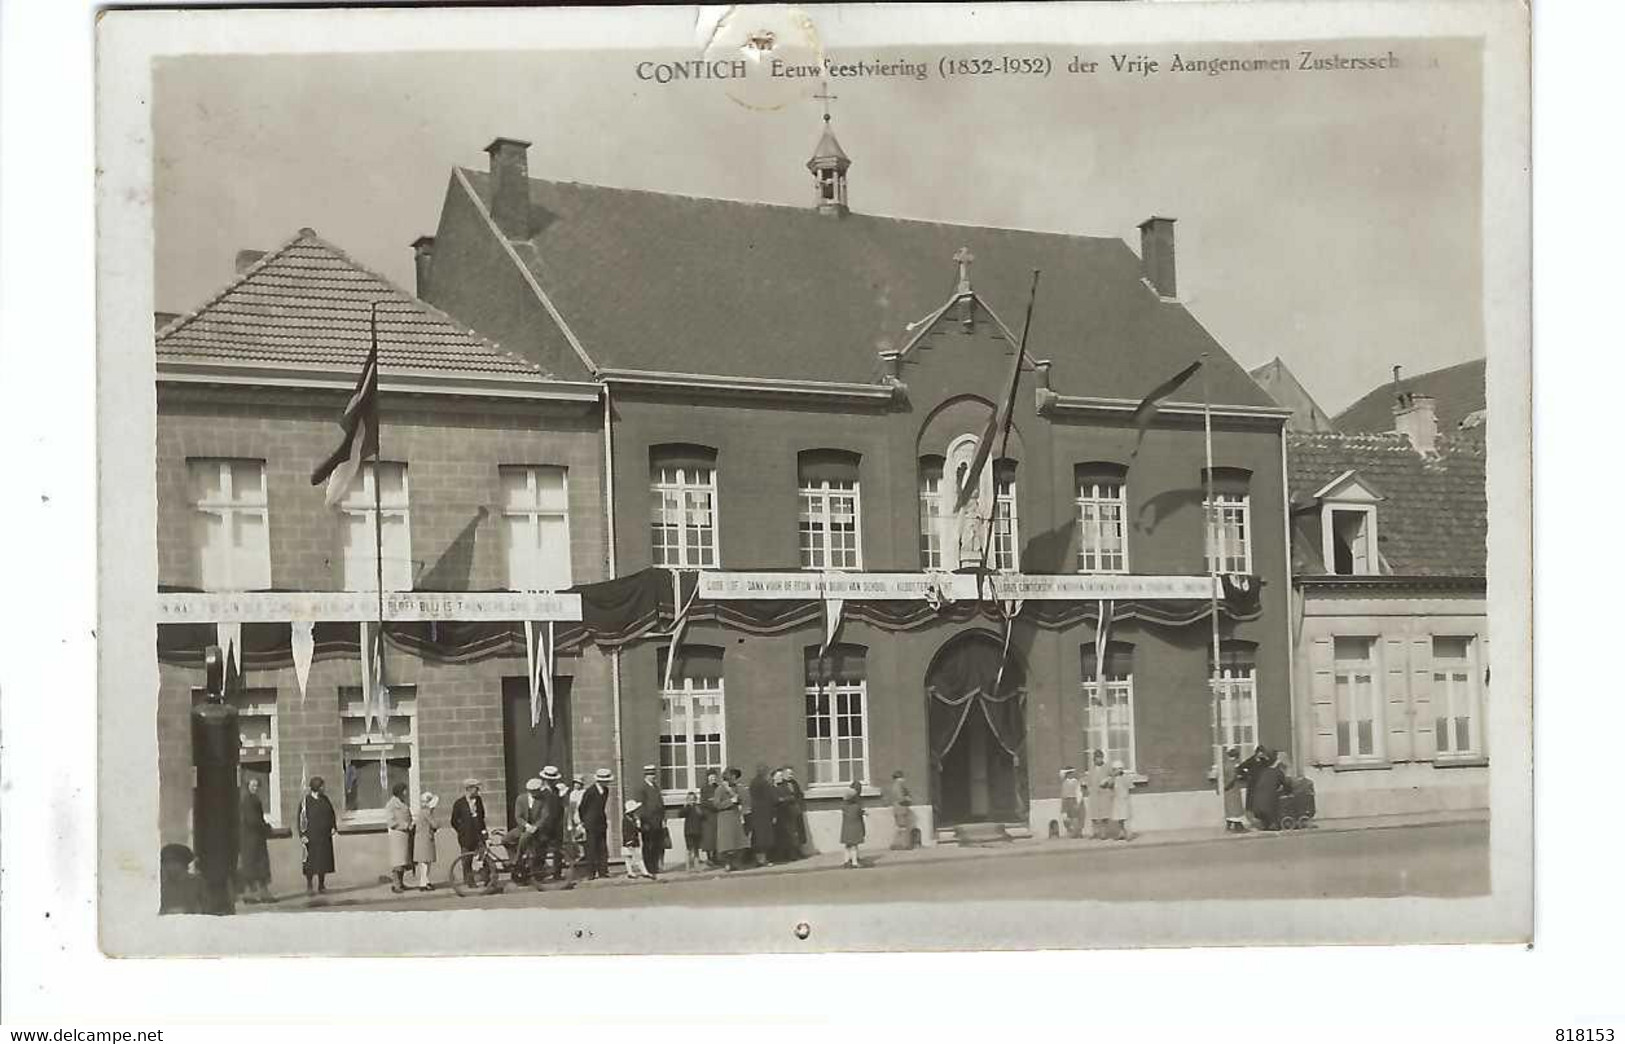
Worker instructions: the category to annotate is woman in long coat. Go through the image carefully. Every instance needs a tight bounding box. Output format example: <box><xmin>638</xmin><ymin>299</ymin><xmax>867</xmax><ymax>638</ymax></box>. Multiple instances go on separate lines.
<box><xmin>385</xmin><ymin>782</ymin><xmax>414</xmax><ymax>893</ymax></box>
<box><xmin>698</xmin><ymin>769</ymin><xmax>720</xmax><ymax>866</ymax></box>
<box><xmin>1221</xmin><ymin>748</ymin><xmax>1247</xmax><ymax>832</ymax></box>
<box><xmin>744</xmin><ymin>765</ymin><xmax>775</xmax><ymax>866</ymax></box>
<box><xmin>412</xmin><ymin>792</ymin><xmax>439</xmax><ymax>891</ymax></box>
<box><xmin>711</xmin><ymin>768</ymin><xmax>748</xmax><ymax>870</ymax></box>
<box><xmin>1247</xmin><ymin>752</ymin><xmax>1287</xmax><ymax>831</ymax></box>
<box><xmin>839</xmin><ymin>780</ymin><xmax>867</xmax><ymax>868</ymax></box>
<box><xmin>237</xmin><ymin>778</ymin><xmax>274</xmax><ymax>903</ymax></box>
<box><xmin>296</xmin><ymin>776</ymin><xmax>337</xmax><ymax>895</ymax></box>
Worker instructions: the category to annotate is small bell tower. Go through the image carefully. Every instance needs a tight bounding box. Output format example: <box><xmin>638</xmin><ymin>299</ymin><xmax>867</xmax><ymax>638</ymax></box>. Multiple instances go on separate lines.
<box><xmin>806</xmin><ymin>84</ymin><xmax>850</xmax><ymax>216</ymax></box>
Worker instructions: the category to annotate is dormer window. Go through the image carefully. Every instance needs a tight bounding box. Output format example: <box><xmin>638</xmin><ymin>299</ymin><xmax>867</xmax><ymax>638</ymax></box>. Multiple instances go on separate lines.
<box><xmin>1327</xmin><ymin>506</ymin><xmax>1376</xmax><ymax>575</ymax></box>
<box><xmin>1313</xmin><ymin>469</ymin><xmax>1384</xmax><ymax>576</ymax></box>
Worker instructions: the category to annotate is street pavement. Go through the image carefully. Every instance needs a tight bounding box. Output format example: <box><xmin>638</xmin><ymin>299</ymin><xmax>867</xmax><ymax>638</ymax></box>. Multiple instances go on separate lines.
<box><xmin>249</xmin><ymin>814</ymin><xmax>1489</xmax><ymax>913</ymax></box>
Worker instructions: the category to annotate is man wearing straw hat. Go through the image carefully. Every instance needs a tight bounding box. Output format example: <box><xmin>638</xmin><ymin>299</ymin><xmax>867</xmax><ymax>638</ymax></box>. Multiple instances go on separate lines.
<box><xmin>535</xmin><ymin>765</ymin><xmax>567</xmax><ymax>885</ymax></box>
<box><xmin>578</xmin><ymin>768</ymin><xmax>614</xmax><ymax>879</ymax></box>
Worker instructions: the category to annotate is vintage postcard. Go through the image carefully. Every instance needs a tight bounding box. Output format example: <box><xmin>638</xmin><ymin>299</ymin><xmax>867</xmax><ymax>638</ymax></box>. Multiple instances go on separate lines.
<box><xmin>95</xmin><ymin>1</ymin><xmax>1531</xmax><ymax>956</ymax></box>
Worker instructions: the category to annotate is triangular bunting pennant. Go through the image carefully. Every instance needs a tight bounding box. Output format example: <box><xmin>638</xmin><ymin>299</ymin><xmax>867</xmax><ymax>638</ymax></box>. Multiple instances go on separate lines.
<box><xmin>540</xmin><ymin>621</ymin><xmax>556</xmax><ymax>726</ymax></box>
<box><xmin>215</xmin><ymin>621</ymin><xmax>241</xmax><ymax>678</ymax></box>
<box><xmin>822</xmin><ymin>596</ymin><xmax>844</xmax><ymax>654</ymax></box>
<box><xmin>525</xmin><ymin>620</ymin><xmax>541</xmax><ymax>728</ymax></box>
<box><xmin>374</xmin><ymin>625</ymin><xmax>390</xmax><ymax>727</ymax></box>
<box><xmin>289</xmin><ymin>620</ymin><xmax>314</xmax><ymax>703</ymax></box>
<box><xmin>360</xmin><ymin>620</ymin><xmax>375</xmax><ymax>732</ymax></box>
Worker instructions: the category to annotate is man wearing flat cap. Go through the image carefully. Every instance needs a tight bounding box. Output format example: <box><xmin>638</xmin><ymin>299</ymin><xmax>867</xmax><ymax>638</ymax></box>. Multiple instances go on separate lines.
<box><xmin>450</xmin><ymin>779</ymin><xmax>488</xmax><ymax>886</ymax></box>
<box><xmin>578</xmin><ymin>768</ymin><xmax>614</xmax><ymax>879</ymax></box>
<box><xmin>634</xmin><ymin>764</ymin><xmax>667</xmax><ymax>877</ymax></box>
<box><xmin>513</xmin><ymin>777</ymin><xmax>546</xmax><ymax>877</ymax></box>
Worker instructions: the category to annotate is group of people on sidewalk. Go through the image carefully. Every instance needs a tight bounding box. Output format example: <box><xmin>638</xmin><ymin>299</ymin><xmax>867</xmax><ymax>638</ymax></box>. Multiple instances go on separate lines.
<box><xmin>1059</xmin><ymin>752</ymin><xmax>1135</xmax><ymax>841</ymax></box>
<box><xmin>237</xmin><ymin>760</ymin><xmax>926</xmax><ymax>904</ymax></box>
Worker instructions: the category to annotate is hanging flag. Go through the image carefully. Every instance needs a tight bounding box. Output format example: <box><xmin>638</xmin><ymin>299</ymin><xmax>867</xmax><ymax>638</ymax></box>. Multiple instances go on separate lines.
<box><xmin>289</xmin><ymin>619</ymin><xmax>314</xmax><ymax>703</ymax></box>
<box><xmin>215</xmin><ymin>621</ymin><xmax>241</xmax><ymax>678</ymax></box>
<box><xmin>541</xmin><ymin>620</ymin><xmax>556</xmax><ymax>726</ymax></box>
<box><xmin>1093</xmin><ymin>598</ymin><xmax>1113</xmax><ymax>688</ymax></box>
<box><xmin>955</xmin><ymin>273</ymin><xmax>1041</xmax><ymax>513</ymax></box>
<box><xmin>821</xmin><ymin>596</ymin><xmax>844</xmax><ymax>654</ymax></box>
<box><xmin>359</xmin><ymin>621</ymin><xmax>388</xmax><ymax>732</ymax></box>
<box><xmin>524</xmin><ymin>620</ymin><xmax>541</xmax><ymax>728</ymax></box>
<box><xmin>1128</xmin><ymin>359</ymin><xmax>1202</xmax><ymax>461</ymax></box>
<box><xmin>310</xmin><ymin>304</ymin><xmax>381</xmax><ymax>507</ymax></box>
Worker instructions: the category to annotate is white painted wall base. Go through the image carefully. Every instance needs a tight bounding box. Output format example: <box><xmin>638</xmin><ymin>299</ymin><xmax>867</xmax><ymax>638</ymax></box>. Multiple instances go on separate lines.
<box><xmin>1305</xmin><ymin>763</ymin><xmax>1488</xmax><ymax>820</ymax></box>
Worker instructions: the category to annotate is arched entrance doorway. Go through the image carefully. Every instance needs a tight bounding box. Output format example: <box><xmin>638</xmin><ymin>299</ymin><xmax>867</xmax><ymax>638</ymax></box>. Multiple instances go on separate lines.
<box><xmin>926</xmin><ymin>632</ymin><xmax>1028</xmax><ymax>826</ymax></box>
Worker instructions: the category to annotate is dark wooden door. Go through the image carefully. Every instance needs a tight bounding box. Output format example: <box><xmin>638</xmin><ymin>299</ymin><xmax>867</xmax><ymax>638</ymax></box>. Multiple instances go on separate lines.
<box><xmin>500</xmin><ymin>676</ymin><xmax>572</xmax><ymax>827</ymax></box>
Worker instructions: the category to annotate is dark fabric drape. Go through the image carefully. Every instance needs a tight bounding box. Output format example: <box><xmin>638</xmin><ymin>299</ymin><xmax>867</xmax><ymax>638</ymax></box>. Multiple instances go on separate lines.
<box><xmin>925</xmin><ymin>635</ymin><xmax>1025</xmax><ymax>769</ymax></box>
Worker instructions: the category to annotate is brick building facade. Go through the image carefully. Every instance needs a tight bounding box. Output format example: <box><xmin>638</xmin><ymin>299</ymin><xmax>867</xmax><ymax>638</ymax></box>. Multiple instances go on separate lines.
<box><xmin>416</xmin><ymin>129</ymin><xmax>1296</xmax><ymax>845</ymax></box>
<box><xmin>154</xmin><ymin>232</ymin><xmax>610</xmax><ymax>881</ymax></box>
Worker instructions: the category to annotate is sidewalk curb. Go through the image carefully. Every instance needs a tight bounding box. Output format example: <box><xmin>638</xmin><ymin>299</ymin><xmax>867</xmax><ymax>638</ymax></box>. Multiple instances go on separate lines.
<box><xmin>705</xmin><ymin>810</ymin><xmax>1490</xmax><ymax>884</ymax></box>
<box><xmin>298</xmin><ymin>811</ymin><xmax>1488</xmax><ymax>909</ymax></box>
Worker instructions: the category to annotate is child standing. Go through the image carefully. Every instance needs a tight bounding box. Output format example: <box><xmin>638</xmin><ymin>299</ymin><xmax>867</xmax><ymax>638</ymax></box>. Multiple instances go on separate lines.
<box><xmin>621</xmin><ymin>800</ymin><xmax>653</xmax><ymax>880</ymax></box>
<box><xmin>839</xmin><ymin>779</ymin><xmax>867</xmax><ymax>868</ymax></box>
<box><xmin>680</xmin><ymin>791</ymin><xmax>706</xmax><ymax>872</ymax></box>
<box><xmin>412</xmin><ymin>792</ymin><xmax>440</xmax><ymax>890</ymax></box>
<box><xmin>1109</xmin><ymin>761</ymin><xmax>1134</xmax><ymax>841</ymax></box>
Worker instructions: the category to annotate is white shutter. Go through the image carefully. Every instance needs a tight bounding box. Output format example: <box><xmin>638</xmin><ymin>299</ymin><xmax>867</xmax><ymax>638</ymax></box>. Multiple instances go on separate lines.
<box><xmin>1411</xmin><ymin>635</ymin><xmax>1437</xmax><ymax>760</ymax></box>
<box><xmin>1384</xmin><ymin>635</ymin><xmax>1412</xmax><ymax>761</ymax></box>
<box><xmin>1309</xmin><ymin>637</ymin><xmax>1336</xmax><ymax>765</ymax></box>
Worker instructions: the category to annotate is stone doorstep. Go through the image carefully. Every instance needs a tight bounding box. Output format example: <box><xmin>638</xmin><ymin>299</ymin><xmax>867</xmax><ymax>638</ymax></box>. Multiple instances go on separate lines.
<box><xmin>315</xmin><ymin>808</ymin><xmax>1487</xmax><ymax>906</ymax></box>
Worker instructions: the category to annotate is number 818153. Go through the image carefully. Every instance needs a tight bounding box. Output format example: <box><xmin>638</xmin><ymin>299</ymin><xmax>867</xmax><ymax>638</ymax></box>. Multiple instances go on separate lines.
<box><xmin>1556</xmin><ymin>1031</ymin><xmax>1614</xmax><ymax>1042</ymax></box>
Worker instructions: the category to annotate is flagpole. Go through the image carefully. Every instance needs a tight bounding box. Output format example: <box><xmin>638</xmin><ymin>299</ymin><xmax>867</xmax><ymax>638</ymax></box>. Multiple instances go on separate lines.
<box><xmin>978</xmin><ymin>269</ymin><xmax>1041</xmax><ymax>576</ymax></box>
<box><xmin>370</xmin><ymin>301</ymin><xmax>387</xmax><ymax>712</ymax></box>
<box><xmin>1202</xmin><ymin>351</ymin><xmax>1225</xmax><ymax>809</ymax></box>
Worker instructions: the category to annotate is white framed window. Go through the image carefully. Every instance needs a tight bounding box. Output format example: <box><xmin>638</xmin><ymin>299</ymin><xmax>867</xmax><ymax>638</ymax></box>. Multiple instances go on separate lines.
<box><xmin>804</xmin><ymin>646</ymin><xmax>870</xmax><ymax>787</ymax></box>
<box><xmin>1432</xmin><ymin>636</ymin><xmax>1481</xmax><ymax>757</ymax></box>
<box><xmin>798</xmin><ymin>451</ymin><xmax>862</xmax><ymax>570</ymax></box>
<box><xmin>1205</xmin><ymin>492</ymin><xmax>1253</xmax><ymax>574</ymax></box>
<box><xmin>1076</xmin><ymin>467</ymin><xmax>1128</xmax><ymax>573</ymax></box>
<box><xmin>337</xmin><ymin>462</ymin><xmax>412</xmax><ymax>591</ymax></box>
<box><xmin>659</xmin><ymin>653</ymin><xmax>726</xmax><ymax>796</ymax></box>
<box><xmin>1213</xmin><ymin>644</ymin><xmax>1259</xmax><ymax>758</ymax></box>
<box><xmin>339</xmin><ymin>685</ymin><xmax>418</xmax><ymax>824</ymax></box>
<box><xmin>650</xmin><ymin>449</ymin><xmax>718</xmax><ymax>568</ymax></box>
<box><xmin>1324</xmin><ymin>504</ymin><xmax>1378</xmax><ymax>576</ymax></box>
<box><xmin>1333</xmin><ymin>637</ymin><xmax>1383</xmax><ymax>762</ymax></box>
<box><xmin>500</xmin><ymin>465</ymin><xmax>572</xmax><ymax>590</ymax></box>
<box><xmin>192</xmin><ymin>685</ymin><xmax>282</xmax><ymax>827</ymax></box>
<box><xmin>991</xmin><ymin>464</ymin><xmax>1020</xmax><ymax>572</ymax></box>
<box><xmin>1082</xmin><ymin>644</ymin><xmax>1136</xmax><ymax>774</ymax></box>
<box><xmin>919</xmin><ymin>458</ymin><xmax>945</xmax><ymax>570</ymax></box>
<box><xmin>187</xmin><ymin>458</ymin><xmax>271</xmax><ymax>590</ymax></box>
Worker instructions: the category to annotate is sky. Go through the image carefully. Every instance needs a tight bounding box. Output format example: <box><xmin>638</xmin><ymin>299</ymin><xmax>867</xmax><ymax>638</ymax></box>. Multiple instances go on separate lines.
<box><xmin>153</xmin><ymin>38</ymin><xmax>1482</xmax><ymax>415</ymax></box>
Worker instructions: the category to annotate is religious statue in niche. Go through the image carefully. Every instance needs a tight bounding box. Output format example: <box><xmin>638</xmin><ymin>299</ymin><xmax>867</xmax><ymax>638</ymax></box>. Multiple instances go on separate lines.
<box><xmin>940</xmin><ymin>433</ymin><xmax>994</xmax><ymax>571</ymax></box>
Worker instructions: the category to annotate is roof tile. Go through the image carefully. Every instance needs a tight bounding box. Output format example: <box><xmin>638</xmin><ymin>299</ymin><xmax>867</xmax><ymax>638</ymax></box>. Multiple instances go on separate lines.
<box><xmin>158</xmin><ymin>231</ymin><xmax>546</xmax><ymax>378</ymax></box>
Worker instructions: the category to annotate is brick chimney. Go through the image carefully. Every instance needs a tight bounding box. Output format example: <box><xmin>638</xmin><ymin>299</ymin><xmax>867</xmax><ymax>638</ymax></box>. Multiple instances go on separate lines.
<box><xmin>484</xmin><ymin>137</ymin><xmax>532</xmax><ymax>240</ymax></box>
<box><xmin>1137</xmin><ymin>216</ymin><xmax>1177</xmax><ymax>299</ymax></box>
<box><xmin>411</xmin><ymin>236</ymin><xmax>436</xmax><ymax>299</ymax></box>
<box><xmin>235</xmin><ymin>249</ymin><xmax>267</xmax><ymax>274</ymax></box>
<box><xmin>1393</xmin><ymin>392</ymin><xmax>1438</xmax><ymax>455</ymax></box>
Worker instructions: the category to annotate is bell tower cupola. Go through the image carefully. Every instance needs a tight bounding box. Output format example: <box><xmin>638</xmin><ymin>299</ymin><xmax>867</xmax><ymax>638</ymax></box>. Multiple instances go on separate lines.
<box><xmin>806</xmin><ymin>84</ymin><xmax>850</xmax><ymax>216</ymax></box>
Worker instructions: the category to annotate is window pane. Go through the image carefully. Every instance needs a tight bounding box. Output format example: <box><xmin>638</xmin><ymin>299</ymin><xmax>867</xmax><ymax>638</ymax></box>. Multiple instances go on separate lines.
<box><xmin>499</xmin><ymin>466</ymin><xmax>535</xmax><ymax>511</ymax></box>
<box><xmin>534</xmin><ymin>466</ymin><xmax>567</xmax><ymax>510</ymax></box>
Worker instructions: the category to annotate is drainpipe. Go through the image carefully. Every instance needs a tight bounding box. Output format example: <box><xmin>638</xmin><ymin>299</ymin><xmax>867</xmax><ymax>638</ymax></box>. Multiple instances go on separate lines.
<box><xmin>601</xmin><ymin>381</ymin><xmax>626</xmax><ymax>840</ymax></box>
<box><xmin>1278</xmin><ymin>421</ymin><xmax>1301</xmax><ymax>771</ymax></box>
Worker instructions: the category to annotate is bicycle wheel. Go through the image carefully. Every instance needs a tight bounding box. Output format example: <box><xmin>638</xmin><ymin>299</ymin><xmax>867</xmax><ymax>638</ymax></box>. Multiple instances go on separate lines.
<box><xmin>449</xmin><ymin>851</ymin><xmax>476</xmax><ymax>897</ymax></box>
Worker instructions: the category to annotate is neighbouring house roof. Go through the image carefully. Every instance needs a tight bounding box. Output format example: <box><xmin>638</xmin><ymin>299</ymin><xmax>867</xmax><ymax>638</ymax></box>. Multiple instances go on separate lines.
<box><xmin>157</xmin><ymin>229</ymin><xmax>547</xmax><ymax>378</ymax></box>
<box><xmin>1248</xmin><ymin>357</ymin><xmax>1335</xmax><ymax>432</ymax></box>
<box><xmin>1333</xmin><ymin>357</ymin><xmax>1485</xmax><ymax>434</ymax></box>
<box><xmin>454</xmin><ymin>170</ymin><xmax>1277</xmax><ymax>407</ymax></box>
<box><xmin>1286</xmin><ymin>431</ymin><xmax>1486</xmax><ymax>578</ymax></box>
